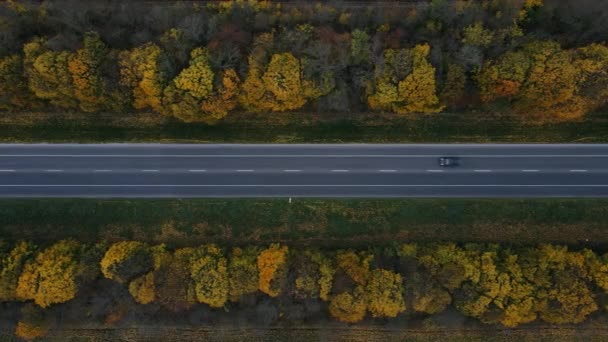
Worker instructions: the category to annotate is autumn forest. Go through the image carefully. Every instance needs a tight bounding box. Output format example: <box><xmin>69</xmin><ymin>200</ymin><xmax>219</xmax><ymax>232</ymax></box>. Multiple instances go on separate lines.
<box><xmin>1</xmin><ymin>0</ymin><xmax>608</xmax><ymax>126</ymax></box>
<box><xmin>2</xmin><ymin>0</ymin><xmax>608</xmax><ymax>340</ymax></box>
<box><xmin>2</xmin><ymin>240</ymin><xmax>608</xmax><ymax>340</ymax></box>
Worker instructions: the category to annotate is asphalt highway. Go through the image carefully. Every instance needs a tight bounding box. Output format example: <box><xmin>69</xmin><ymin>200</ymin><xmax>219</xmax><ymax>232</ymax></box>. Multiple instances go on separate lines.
<box><xmin>0</xmin><ymin>144</ymin><xmax>607</xmax><ymax>197</ymax></box>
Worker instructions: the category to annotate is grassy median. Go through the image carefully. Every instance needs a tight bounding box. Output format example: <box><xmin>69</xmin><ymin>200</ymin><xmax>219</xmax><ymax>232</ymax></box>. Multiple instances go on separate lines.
<box><xmin>1</xmin><ymin>198</ymin><xmax>606</xmax><ymax>247</ymax></box>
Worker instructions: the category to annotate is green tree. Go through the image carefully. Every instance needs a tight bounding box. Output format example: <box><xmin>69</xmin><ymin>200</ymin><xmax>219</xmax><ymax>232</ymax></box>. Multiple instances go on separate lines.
<box><xmin>350</xmin><ymin>29</ymin><xmax>372</xmax><ymax>65</ymax></box>
<box><xmin>0</xmin><ymin>55</ymin><xmax>39</xmax><ymax>110</ymax></box>
<box><xmin>294</xmin><ymin>249</ymin><xmax>336</xmax><ymax>301</ymax></box>
<box><xmin>411</xmin><ymin>277</ymin><xmax>452</xmax><ymax>315</ymax></box>
<box><xmin>23</xmin><ymin>38</ymin><xmax>78</xmax><ymax>109</ymax></box>
<box><xmin>573</xmin><ymin>44</ymin><xmax>608</xmax><ymax>115</ymax></box>
<box><xmin>440</xmin><ymin>63</ymin><xmax>466</xmax><ymax>108</ymax></box>
<box><xmin>16</xmin><ymin>240</ymin><xmax>85</xmax><ymax>307</ymax></box>
<box><xmin>190</xmin><ymin>244</ymin><xmax>229</xmax><ymax>308</ymax></box>
<box><xmin>228</xmin><ymin>246</ymin><xmax>260</xmax><ymax>302</ymax></box>
<box><xmin>462</xmin><ymin>22</ymin><xmax>494</xmax><ymax>47</ymax></box>
<box><xmin>154</xmin><ymin>247</ymin><xmax>197</xmax><ymax>312</ymax></box>
<box><xmin>100</xmin><ymin>241</ymin><xmax>153</xmax><ymax>284</ymax></box>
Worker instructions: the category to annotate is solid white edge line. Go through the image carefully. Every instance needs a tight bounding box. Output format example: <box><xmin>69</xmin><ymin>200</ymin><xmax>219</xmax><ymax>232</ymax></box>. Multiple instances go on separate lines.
<box><xmin>1</xmin><ymin>184</ymin><xmax>608</xmax><ymax>187</ymax></box>
<box><xmin>2</xmin><ymin>154</ymin><xmax>608</xmax><ymax>158</ymax></box>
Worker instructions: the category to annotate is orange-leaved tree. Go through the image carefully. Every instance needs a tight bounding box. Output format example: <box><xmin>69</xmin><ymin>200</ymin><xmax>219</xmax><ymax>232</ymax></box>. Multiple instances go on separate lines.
<box><xmin>257</xmin><ymin>243</ymin><xmax>289</xmax><ymax>297</ymax></box>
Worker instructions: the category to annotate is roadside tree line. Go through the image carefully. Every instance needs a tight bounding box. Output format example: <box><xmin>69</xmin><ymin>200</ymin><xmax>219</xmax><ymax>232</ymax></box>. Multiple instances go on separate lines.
<box><xmin>1</xmin><ymin>240</ymin><xmax>608</xmax><ymax>340</ymax></box>
<box><xmin>1</xmin><ymin>0</ymin><xmax>608</xmax><ymax>124</ymax></box>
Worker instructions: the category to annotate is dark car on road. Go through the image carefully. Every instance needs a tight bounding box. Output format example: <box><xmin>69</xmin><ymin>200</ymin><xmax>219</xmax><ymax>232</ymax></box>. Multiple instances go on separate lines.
<box><xmin>438</xmin><ymin>157</ymin><xmax>459</xmax><ymax>167</ymax></box>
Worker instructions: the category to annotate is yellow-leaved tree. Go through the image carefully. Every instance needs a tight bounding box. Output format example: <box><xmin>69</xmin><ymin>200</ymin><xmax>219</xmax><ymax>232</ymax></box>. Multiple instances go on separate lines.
<box><xmin>190</xmin><ymin>244</ymin><xmax>229</xmax><ymax>308</ymax></box>
<box><xmin>240</xmin><ymin>33</ymin><xmax>332</xmax><ymax>113</ymax></box>
<box><xmin>477</xmin><ymin>41</ymin><xmax>608</xmax><ymax>122</ymax></box>
<box><xmin>365</xmin><ymin>268</ymin><xmax>406</xmax><ymax>318</ymax></box>
<box><xmin>163</xmin><ymin>47</ymin><xmax>240</xmax><ymax>124</ymax></box>
<box><xmin>0</xmin><ymin>241</ymin><xmax>35</xmax><ymax>302</ymax></box>
<box><xmin>329</xmin><ymin>286</ymin><xmax>367</xmax><ymax>323</ymax></box>
<box><xmin>336</xmin><ymin>249</ymin><xmax>372</xmax><ymax>286</ymax></box>
<box><xmin>100</xmin><ymin>241</ymin><xmax>153</xmax><ymax>284</ymax></box>
<box><xmin>368</xmin><ymin>44</ymin><xmax>443</xmax><ymax>114</ymax></box>
<box><xmin>119</xmin><ymin>43</ymin><xmax>170</xmax><ymax>113</ymax></box>
<box><xmin>16</xmin><ymin>240</ymin><xmax>84</xmax><ymax>308</ymax></box>
<box><xmin>129</xmin><ymin>272</ymin><xmax>156</xmax><ymax>305</ymax></box>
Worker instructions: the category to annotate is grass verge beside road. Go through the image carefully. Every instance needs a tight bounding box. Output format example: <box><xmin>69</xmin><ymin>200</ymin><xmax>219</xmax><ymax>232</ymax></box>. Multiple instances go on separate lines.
<box><xmin>1</xmin><ymin>111</ymin><xmax>608</xmax><ymax>143</ymax></box>
<box><xmin>1</xmin><ymin>198</ymin><xmax>606</xmax><ymax>247</ymax></box>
